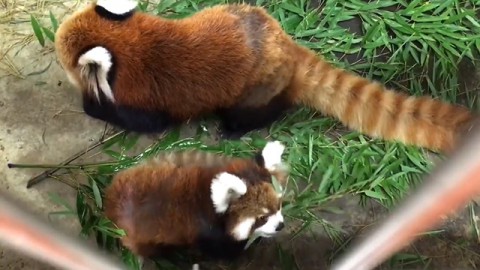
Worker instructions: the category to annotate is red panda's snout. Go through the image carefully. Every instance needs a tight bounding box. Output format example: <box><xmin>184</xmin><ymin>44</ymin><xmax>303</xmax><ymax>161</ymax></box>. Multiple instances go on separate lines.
<box><xmin>225</xmin><ymin>182</ymin><xmax>285</xmax><ymax>241</ymax></box>
<box><xmin>228</xmin><ymin>208</ymin><xmax>285</xmax><ymax>241</ymax></box>
<box><xmin>253</xmin><ymin>210</ymin><xmax>285</xmax><ymax>237</ymax></box>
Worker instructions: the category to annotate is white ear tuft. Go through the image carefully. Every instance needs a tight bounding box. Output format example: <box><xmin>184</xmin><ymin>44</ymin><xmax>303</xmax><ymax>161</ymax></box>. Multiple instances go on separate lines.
<box><xmin>262</xmin><ymin>141</ymin><xmax>285</xmax><ymax>171</ymax></box>
<box><xmin>97</xmin><ymin>0</ymin><xmax>138</xmax><ymax>15</ymax></box>
<box><xmin>210</xmin><ymin>172</ymin><xmax>247</xmax><ymax>214</ymax></box>
<box><xmin>78</xmin><ymin>46</ymin><xmax>115</xmax><ymax>103</ymax></box>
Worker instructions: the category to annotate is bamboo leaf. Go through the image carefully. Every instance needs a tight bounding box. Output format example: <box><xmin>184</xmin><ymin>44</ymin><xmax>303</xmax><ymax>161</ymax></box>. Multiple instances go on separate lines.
<box><xmin>30</xmin><ymin>15</ymin><xmax>45</xmax><ymax>46</ymax></box>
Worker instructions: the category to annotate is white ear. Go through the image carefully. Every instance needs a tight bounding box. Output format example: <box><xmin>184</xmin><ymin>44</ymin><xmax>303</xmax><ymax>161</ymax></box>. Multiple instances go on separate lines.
<box><xmin>96</xmin><ymin>0</ymin><xmax>138</xmax><ymax>15</ymax></box>
<box><xmin>78</xmin><ymin>46</ymin><xmax>115</xmax><ymax>103</ymax></box>
<box><xmin>210</xmin><ymin>172</ymin><xmax>247</xmax><ymax>214</ymax></box>
<box><xmin>262</xmin><ymin>141</ymin><xmax>285</xmax><ymax>171</ymax></box>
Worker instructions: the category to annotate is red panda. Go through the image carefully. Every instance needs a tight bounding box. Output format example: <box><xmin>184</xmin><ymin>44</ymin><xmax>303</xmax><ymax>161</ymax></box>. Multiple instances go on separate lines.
<box><xmin>54</xmin><ymin>0</ymin><xmax>476</xmax><ymax>153</ymax></box>
<box><xmin>103</xmin><ymin>141</ymin><xmax>289</xmax><ymax>262</ymax></box>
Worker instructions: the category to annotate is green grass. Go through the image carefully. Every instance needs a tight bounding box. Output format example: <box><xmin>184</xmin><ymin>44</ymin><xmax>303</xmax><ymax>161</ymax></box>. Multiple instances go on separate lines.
<box><xmin>27</xmin><ymin>0</ymin><xmax>480</xmax><ymax>269</ymax></box>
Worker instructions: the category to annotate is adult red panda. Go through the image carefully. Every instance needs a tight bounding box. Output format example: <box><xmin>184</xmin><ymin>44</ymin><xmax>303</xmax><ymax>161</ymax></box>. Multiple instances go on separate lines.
<box><xmin>104</xmin><ymin>141</ymin><xmax>288</xmax><ymax>262</ymax></box>
<box><xmin>55</xmin><ymin>0</ymin><xmax>475</xmax><ymax>153</ymax></box>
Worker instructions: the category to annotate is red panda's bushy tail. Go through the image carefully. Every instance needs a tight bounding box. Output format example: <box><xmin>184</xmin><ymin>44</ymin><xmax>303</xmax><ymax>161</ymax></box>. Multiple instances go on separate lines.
<box><xmin>291</xmin><ymin>49</ymin><xmax>475</xmax><ymax>153</ymax></box>
<box><xmin>149</xmin><ymin>151</ymin><xmax>238</xmax><ymax>168</ymax></box>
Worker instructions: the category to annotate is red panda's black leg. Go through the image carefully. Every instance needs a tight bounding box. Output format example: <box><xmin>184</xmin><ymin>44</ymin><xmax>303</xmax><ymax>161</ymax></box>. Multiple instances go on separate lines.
<box><xmin>82</xmin><ymin>92</ymin><xmax>120</xmax><ymax>124</ymax></box>
<box><xmin>197</xmin><ymin>231</ymin><xmax>248</xmax><ymax>261</ymax></box>
<box><xmin>217</xmin><ymin>92</ymin><xmax>292</xmax><ymax>139</ymax></box>
<box><xmin>194</xmin><ymin>214</ymin><xmax>251</xmax><ymax>260</ymax></box>
<box><xmin>82</xmin><ymin>93</ymin><xmax>175</xmax><ymax>133</ymax></box>
<box><xmin>114</xmin><ymin>105</ymin><xmax>175</xmax><ymax>133</ymax></box>
<box><xmin>135</xmin><ymin>242</ymin><xmax>180</xmax><ymax>261</ymax></box>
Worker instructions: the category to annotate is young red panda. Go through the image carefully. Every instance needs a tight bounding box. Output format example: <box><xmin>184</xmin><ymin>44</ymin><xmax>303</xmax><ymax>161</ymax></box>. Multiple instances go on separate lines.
<box><xmin>103</xmin><ymin>141</ymin><xmax>289</xmax><ymax>262</ymax></box>
<box><xmin>55</xmin><ymin>0</ymin><xmax>476</xmax><ymax>153</ymax></box>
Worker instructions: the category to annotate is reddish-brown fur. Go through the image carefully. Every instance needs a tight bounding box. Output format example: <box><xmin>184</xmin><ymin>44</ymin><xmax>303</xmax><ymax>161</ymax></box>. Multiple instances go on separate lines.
<box><xmin>103</xmin><ymin>151</ymin><xmax>287</xmax><ymax>258</ymax></box>
<box><xmin>290</xmin><ymin>47</ymin><xmax>475</xmax><ymax>153</ymax></box>
<box><xmin>55</xmin><ymin>2</ymin><xmax>476</xmax><ymax>153</ymax></box>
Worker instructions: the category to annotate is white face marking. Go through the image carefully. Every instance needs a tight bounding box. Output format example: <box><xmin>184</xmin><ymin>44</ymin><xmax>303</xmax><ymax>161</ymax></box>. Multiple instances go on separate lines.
<box><xmin>231</xmin><ymin>218</ymin><xmax>256</xmax><ymax>241</ymax></box>
<box><xmin>210</xmin><ymin>172</ymin><xmax>247</xmax><ymax>214</ymax></box>
<box><xmin>253</xmin><ymin>210</ymin><xmax>284</xmax><ymax>238</ymax></box>
<box><xmin>262</xmin><ymin>208</ymin><xmax>269</xmax><ymax>214</ymax></box>
<box><xmin>262</xmin><ymin>141</ymin><xmax>285</xmax><ymax>171</ymax></box>
<box><xmin>78</xmin><ymin>46</ymin><xmax>115</xmax><ymax>103</ymax></box>
<box><xmin>96</xmin><ymin>0</ymin><xmax>137</xmax><ymax>15</ymax></box>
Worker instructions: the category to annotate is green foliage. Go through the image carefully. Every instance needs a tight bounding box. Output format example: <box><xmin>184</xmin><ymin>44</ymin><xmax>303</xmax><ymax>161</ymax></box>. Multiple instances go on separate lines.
<box><xmin>270</xmin><ymin>109</ymin><xmax>432</xmax><ymax>211</ymax></box>
<box><xmin>30</xmin><ymin>15</ymin><xmax>45</xmax><ymax>46</ymax></box>
<box><xmin>386</xmin><ymin>252</ymin><xmax>432</xmax><ymax>269</ymax></box>
<box><xmin>32</xmin><ymin>0</ymin><xmax>480</xmax><ymax>269</ymax></box>
<box><xmin>260</xmin><ymin>0</ymin><xmax>480</xmax><ymax>104</ymax></box>
<box><xmin>30</xmin><ymin>11</ymin><xmax>59</xmax><ymax>46</ymax></box>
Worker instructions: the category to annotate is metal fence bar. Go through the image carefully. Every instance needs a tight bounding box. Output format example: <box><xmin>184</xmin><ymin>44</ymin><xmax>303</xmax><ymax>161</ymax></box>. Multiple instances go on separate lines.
<box><xmin>0</xmin><ymin>192</ymin><xmax>127</xmax><ymax>270</ymax></box>
<box><xmin>331</xmin><ymin>120</ymin><xmax>480</xmax><ymax>270</ymax></box>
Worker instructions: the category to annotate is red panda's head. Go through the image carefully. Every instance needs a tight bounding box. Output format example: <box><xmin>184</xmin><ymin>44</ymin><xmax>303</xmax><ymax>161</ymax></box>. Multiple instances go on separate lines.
<box><xmin>209</xmin><ymin>141</ymin><xmax>289</xmax><ymax>242</ymax></box>
<box><xmin>54</xmin><ymin>0</ymin><xmax>139</xmax><ymax>104</ymax></box>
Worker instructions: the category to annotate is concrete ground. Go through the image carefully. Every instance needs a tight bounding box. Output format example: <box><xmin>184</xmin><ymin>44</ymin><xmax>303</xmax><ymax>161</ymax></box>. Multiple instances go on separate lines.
<box><xmin>1</xmin><ymin>1</ymin><xmax>480</xmax><ymax>270</ymax></box>
<box><xmin>1</xmin><ymin>1</ymin><xmax>111</xmax><ymax>269</ymax></box>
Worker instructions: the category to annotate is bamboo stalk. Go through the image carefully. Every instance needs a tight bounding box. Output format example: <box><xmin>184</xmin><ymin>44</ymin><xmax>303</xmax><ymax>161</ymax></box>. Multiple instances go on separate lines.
<box><xmin>0</xmin><ymin>191</ymin><xmax>127</xmax><ymax>270</ymax></box>
<box><xmin>6</xmin><ymin>130</ymin><xmax>125</xmax><ymax>188</ymax></box>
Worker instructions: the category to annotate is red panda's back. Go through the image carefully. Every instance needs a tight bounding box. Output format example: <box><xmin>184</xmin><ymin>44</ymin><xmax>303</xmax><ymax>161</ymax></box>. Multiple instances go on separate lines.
<box><xmin>113</xmin><ymin>7</ymin><xmax>258</xmax><ymax>119</ymax></box>
<box><xmin>55</xmin><ymin>3</ymin><xmax>260</xmax><ymax>120</ymax></box>
<box><xmin>104</xmin><ymin>162</ymin><xmax>217</xmax><ymax>256</ymax></box>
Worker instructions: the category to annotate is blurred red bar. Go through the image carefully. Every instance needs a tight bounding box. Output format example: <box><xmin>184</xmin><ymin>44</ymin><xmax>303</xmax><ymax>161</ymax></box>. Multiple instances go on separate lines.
<box><xmin>0</xmin><ymin>192</ymin><xmax>126</xmax><ymax>270</ymax></box>
<box><xmin>332</xmin><ymin>119</ymin><xmax>480</xmax><ymax>270</ymax></box>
